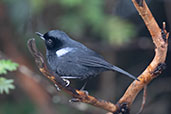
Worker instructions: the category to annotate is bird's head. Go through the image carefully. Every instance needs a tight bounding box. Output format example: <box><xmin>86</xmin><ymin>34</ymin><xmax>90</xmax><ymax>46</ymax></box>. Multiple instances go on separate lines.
<box><xmin>36</xmin><ymin>30</ymin><xmax>70</xmax><ymax>50</ymax></box>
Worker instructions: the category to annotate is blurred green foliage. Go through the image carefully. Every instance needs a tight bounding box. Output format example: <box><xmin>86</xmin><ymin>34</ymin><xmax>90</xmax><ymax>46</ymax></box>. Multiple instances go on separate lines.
<box><xmin>0</xmin><ymin>99</ymin><xmax>36</xmax><ymax>114</ymax></box>
<box><xmin>2</xmin><ymin>0</ymin><xmax>135</xmax><ymax>45</ymax></box>
<box><xmin>0</xmin><ymin>60</ymin><xmax>18</xmax><ymax>94</ymax></box>
<box><xmin>0</xmin><ymin>60</ymin><xmax>18</xmax><ymax>74</ymax></box>
<box><xmin>57</xmin><ymin>0</ymin><xmax>136</xmax><ymax>44</ymax></box>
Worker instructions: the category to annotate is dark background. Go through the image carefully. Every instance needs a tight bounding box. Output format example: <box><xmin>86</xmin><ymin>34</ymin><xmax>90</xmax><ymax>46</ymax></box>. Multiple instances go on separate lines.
<box><xmin>0</xmin><ymin>0</ymin><xmax>171</xmax><ymax>114</ymax></box>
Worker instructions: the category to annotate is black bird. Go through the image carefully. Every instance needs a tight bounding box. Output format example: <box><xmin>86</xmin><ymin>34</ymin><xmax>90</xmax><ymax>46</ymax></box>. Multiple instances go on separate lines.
<box><xmin>36</xmin><ymin>30</ymin><xmax>137</xmax><ymax>84</ymax></box>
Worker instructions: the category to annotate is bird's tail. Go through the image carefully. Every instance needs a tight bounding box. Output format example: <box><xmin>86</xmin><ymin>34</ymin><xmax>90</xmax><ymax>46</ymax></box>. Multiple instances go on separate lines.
<box><xmin>112</xmin><ymin>65</ymin><xmax>138</xmax><ymax>80</ymax></box>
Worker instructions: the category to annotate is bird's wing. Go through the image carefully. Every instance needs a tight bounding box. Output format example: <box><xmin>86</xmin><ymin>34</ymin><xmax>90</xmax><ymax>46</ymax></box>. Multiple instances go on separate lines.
<box><xmin>78</xmin><ymin>56</ymin><xmax>137</xmax><ymax>80</ymax></box>
<box><xmin>78</xmin><ymin>56</ymin><xmax>113</xmax><ymax>70</ymax></box>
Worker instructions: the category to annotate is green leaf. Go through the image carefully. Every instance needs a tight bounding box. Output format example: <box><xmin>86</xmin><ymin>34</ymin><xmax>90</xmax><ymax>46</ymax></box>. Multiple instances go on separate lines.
<box><xmin>0</xmin><ymin>77</ymin><xmax>15</xmax><ymax>94</ymax></box>
<box><xmin>0</xmin><ymin>60</ymin><xmax>19</xmax><ymax>75</ymax></box>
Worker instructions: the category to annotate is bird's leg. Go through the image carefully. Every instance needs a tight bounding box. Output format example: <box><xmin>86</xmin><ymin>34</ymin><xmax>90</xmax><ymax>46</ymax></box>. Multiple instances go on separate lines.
<box><xmin>61</xmin><ymin>76</ymin><xmax>81</xmax><ymax>87</ymax></box>
<box><xmin>69</xmin><ymin>81</ymin><xmax>89</xmax><ymax>103</ymax></box>
<box><xmin>80</xmin><ymin>80</ymin><xmax>89</xmax><ymax>95</ymax></box>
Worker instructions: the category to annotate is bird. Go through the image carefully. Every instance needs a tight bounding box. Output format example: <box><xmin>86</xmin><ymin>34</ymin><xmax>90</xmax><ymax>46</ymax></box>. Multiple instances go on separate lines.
<box><xmin>36</xmin><ymin>30</ymin><xmax>137</xmax><ymax>86</ymax></box>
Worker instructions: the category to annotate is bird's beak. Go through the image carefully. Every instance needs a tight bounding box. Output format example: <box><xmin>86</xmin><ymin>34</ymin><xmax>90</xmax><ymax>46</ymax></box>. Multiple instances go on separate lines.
<box><xmin>35</xmin><ymin>32</ymin><xmax>45</xmax><ymax>40</ymax></box>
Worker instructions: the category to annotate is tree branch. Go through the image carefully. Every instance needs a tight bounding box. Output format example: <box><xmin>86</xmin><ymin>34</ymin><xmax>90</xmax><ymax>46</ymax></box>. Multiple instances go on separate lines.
<box><xmin>117</xmin><ymin>0</ymin><xmax>169</xmax><ymax>110</ymax></box>
<box><xmin>27</xmin><ymin>0</ymin><xmax>169</xmax><ymax>113</ymax></box>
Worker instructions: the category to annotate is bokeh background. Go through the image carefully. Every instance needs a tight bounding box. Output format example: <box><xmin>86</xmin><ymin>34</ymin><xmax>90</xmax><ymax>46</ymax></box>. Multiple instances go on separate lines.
<box><xmin>0</xmin><ymin>0</ymin><xmax>171</xmax><ymax>114</ymax></box>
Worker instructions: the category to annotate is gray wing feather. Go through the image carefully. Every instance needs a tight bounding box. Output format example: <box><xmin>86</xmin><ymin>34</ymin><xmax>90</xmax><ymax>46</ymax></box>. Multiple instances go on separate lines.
<box><xmin>78</xmin><ymin>56</ymin><xmax>113</xmax><ymax>70</ymax></box>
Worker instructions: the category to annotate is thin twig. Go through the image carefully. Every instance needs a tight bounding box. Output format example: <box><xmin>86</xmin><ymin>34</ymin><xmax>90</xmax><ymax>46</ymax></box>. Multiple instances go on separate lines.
<box><xmin>137</xmin><ymin>85</ymin><xmax>147</xmax><ymax>114</ymax></box>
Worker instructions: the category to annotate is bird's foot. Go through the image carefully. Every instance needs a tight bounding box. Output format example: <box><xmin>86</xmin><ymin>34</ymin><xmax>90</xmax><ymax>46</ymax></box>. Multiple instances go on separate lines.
<box><xmin>69</xmin><ymin>90</ymin><xmax>89</xmax><ymax>103</ymax></box>
<box><xmin>54</xmin><ymin>78</ymin><xmax>70</xmax><ymax>91</ymax></box>
<box><xmin>62</xmin><ymin>78</ymin><xmax>70</xmax><ymax>87</ymax></box>
<box><xmin>81</xmin><ymin>90</ymin><xmax>89</xmax><ymax>96</ymax></box>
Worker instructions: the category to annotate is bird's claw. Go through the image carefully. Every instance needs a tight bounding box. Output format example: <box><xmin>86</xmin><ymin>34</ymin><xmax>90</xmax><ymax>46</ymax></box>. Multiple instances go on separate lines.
<box><xmin>55</xmin><ymin>84</ymin><xmax>61</xmax><ymax>91</ymax></box>
<box><xmin>54</xmin><ymin>79</ymin><xmax>70</xmax><ymax>91</ymax></box>
<box><xmin>69</xmin><ymin>90</ymin><xmax>89</xmax><ymax>103</ymax></box>
<box><xmin>69</xmin><ymin>98</ymin><xmax>80</xmax><ymax>103</ymax></box>
<box><xmin>81</xmin><ymin>90</ymin><xmax>89</xmax><ymax>95</ymax></box>
<box><xmin>62</xmin><ymin>78</ymin><xmax>70</xmax><ymax>87</ymax></box>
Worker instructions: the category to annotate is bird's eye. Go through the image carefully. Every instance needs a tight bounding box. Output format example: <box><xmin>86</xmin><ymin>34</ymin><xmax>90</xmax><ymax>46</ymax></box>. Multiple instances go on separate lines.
<box><xmin>47</xmin><ymin>39</ymin><xmax>53</xmax><ymax>44</ymax></box>
<box><xmin>45</xmin><ymin>38</ymin><xmax>55</xmax><ymax>50</ymax></box>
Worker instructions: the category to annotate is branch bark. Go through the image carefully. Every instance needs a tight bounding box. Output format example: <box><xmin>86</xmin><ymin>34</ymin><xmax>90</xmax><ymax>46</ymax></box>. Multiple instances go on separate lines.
<box><xmin>27</xmin><ymin>0</ymin><xmax>169</xmax><ymax>113</ymax></box>
<box><xmin>118</xmin><ymin>0</ymin><xmax>169</xmax><ymax>107</ymax></box>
